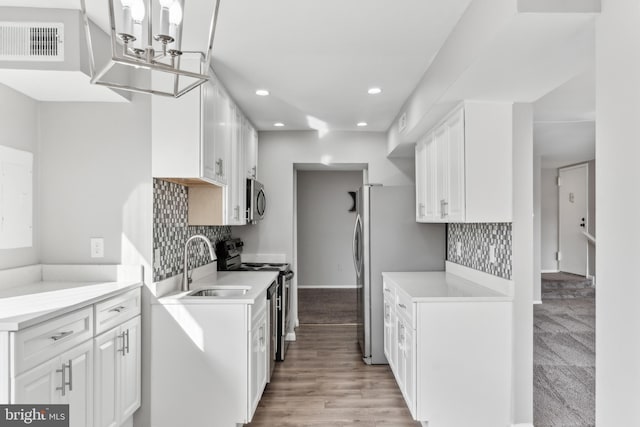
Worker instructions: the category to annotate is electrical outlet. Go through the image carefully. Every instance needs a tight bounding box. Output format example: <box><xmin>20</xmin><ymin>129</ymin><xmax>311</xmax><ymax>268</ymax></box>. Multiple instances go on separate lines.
<box><xmin>154</xmin><ymin>248</ymin><xmax>161</xmax><ymax>269</ymax></box>
<box><xmin>456</xmin><ymin>241</ymin><xmax>462</xmax><ymax>257</ymax></box>
<box><xmin>90</xmin><ymin>238</ymin><xmax>104</xmax><ymax>258</ymax></box>
<box><xmin>489</xmin><ymin>245</ymin><xmax>496</xmax><ymax>264</ymax></box>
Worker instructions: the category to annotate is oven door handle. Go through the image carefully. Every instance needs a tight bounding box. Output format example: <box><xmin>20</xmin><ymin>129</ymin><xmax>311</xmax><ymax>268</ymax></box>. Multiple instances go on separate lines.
<box><xmin>282</xmin><ymin>270</ymin><xmax>294</xmax><ymax>280</ymax></box>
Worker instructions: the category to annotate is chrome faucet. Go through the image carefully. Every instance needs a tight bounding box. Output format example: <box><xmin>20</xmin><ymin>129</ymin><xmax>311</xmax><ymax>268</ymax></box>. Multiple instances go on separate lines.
<box><xmin>182</xmin><ymin>234</ymin><xmax>215</xmax><ymax>292</ymax></box>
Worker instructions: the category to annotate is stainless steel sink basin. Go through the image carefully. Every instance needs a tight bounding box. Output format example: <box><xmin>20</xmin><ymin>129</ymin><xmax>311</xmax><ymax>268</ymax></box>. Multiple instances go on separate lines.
<box><xmin>187</xmin><ymin>286</ymin><xmax>250</xmax><ymax>297</ymax></box>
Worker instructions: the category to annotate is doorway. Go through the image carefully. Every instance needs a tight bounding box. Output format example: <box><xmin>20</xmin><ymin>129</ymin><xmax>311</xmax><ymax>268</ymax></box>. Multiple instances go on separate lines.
<box><xmin>558</xmin><ymin>164</ymin><xmax>589</xmax><ymax>276</ymax></box>
<box><xmin>295</xmin><ymin>168</ymin><xmax>364</xmax><ymax>325</ymax></box>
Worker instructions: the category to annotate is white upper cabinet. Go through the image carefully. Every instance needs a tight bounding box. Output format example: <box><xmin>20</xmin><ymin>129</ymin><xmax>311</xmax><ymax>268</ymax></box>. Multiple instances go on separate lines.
<box><xmin>244</xmin><ymin>120</ymin><xmax>258</xmax><ymax>179</ymax></box>
<box><xmin>152</xmin><ymin>60</ymin><xmax>231</xmax><ymax>187</ymax></box>
<box><xmin>415</xmin><ymin>102</ymin><xmax>513</xmax><ymax>223</ymax></box>
<box><xmin>226</xmin><ymin>105</ymin><xmax>247</xmax><ymax>225</ymax></box>
<box><xmin>152</xmin><ymin>60</ymin><xmax>258</xmax><ymax>226</ymax></box>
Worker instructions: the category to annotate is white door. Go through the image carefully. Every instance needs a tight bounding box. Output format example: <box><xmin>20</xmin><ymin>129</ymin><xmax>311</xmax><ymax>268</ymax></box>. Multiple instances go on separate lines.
<box><xmin>415</xmin><ymin>139</ymin><xmax>427</xmax><ymax>221</ymax></box>
<box><xmin>64</xmin><ymin>340</ymin><xmax>94</xmax><ymax>427</ymax></box>
<box><xmin>94</xmin><ymin>328</ymin><xmax>119</xmax><ymax>427</ymax></box>
<box><xmin>559</xmin><ymin>164</ymin><xmax>589</xmax><ymax>276</ymax></box>
<box><xmin>445</xmin><ymin>108</ymin><xmax>465</xmax><ymax>222</ymax></box>
<box><xmin>120</xmin><ymin>316</ymin><xmax>141</xmax><ymax>421</ymax></box>
<box><xmin>13</xmin><ymin>358</ymin><xmax>59</xmax><ymax>404</ymax></box>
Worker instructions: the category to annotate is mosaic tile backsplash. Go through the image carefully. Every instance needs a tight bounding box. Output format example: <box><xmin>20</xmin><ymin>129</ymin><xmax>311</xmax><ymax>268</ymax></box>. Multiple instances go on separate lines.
<box><xmin>447</xmin><ymin>223</ymin><xmax>512</xmax><ymax>280</ymax></box>
<box><xmin>153</xmin><ymin>179</ymin><xmax>231</xmax><ymax>281</ymax></box>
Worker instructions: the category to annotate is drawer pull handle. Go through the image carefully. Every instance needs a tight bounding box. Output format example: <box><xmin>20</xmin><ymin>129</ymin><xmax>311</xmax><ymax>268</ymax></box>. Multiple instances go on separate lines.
<box><xmin>50</xmin><ymin>331</ymin><xmax>73</xmax><ymax>341</ymax></box>
<box><xmin>398</xmin><ymin>303</ymin><xmax>407</xmax><ymax>309</ymax></box>
<box><xmin>109</xmin><ymin>305</ymin><xmax>127</xmax><ymax>313</ymax></box>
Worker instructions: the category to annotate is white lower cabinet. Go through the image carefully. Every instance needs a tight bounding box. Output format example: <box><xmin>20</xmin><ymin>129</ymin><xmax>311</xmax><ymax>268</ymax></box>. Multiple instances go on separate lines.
<box><xmin>2</xmin><ymin>287</ymin><xmax>141</xmax><ymax>427</ymax></box>
<box><xmin>249</xmin><ymin>303</ymin><xmax>268</xmax><ymax>416</ymax></box>
<box><xmin>383</xmin><ymin>278</ymin><xmax>511</xmax><ymax>427</ymax></box>
<box><xmin>151</xmin><ymin>291</ymin><xmax>271</xmax><ymax>427</ymax></box>
<box><xmin>94</xmin><ymin>316</ymin><xmax>141</xmax><ymax>427</ymax></box>
<box><xmin>382</xmin><ymin>288</ymin><xmax>396</xmax><ymax>372</ymax></box>
<box><xmin>14</xmin><ymin>339</ymin><xmax>94</xmax><ymax>427</ymax></box>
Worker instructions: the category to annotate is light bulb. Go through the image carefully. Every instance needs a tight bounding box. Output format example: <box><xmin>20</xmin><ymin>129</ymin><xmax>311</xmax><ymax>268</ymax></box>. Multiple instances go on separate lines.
<box><xmin>169</xmin><ymin>2</ymin><xmax>182</xmax><ymax>25</ymax></box>
<box><xmin>131</xmin><ymin>0</ymin><xmax>146</xmax><ymax>22</ymax></box>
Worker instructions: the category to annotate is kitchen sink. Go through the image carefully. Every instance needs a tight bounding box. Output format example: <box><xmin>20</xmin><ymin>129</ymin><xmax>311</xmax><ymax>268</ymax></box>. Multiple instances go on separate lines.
<box><xmin>187</xmin><ymin>286</ymin><xmax>251</xmax><ymax>297</ymax></box>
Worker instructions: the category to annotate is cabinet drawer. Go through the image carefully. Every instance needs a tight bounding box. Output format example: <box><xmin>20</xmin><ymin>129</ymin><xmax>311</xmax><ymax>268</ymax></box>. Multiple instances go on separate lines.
<box><xmin>12</xmin><ymin>307</ymin><xmax>93</xmax><ymax>375</ymax></box>
<box><xmin>395</xmin><ymin>288</ymin><xmax>415</xmax><ymax>329</ymax></box>
<box><xmin>95</xmin><ymin>288</ymin><xmax>141</xmax><ymax>335</ymax></box>
<box><xmin>383</xmin><ymin>280</ymin><xmax>395</xmax><ymax>301</ymax></box>
<box><xmin>250</xmin><ymin>290</ymin><xmax>267</xmax><ymax>329</ymax></box>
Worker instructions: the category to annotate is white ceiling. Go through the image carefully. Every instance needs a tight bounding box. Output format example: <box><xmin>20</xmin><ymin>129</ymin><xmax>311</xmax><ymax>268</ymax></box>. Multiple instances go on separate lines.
<box><xmin>534</xmin><ymin>69</ymin><xmax>596</xmax><ymax>168</ymax></box>
<box><xmin>211</xmin><ymin>0</ymin><xmax>473</xmax><ymax>131</ymax></box>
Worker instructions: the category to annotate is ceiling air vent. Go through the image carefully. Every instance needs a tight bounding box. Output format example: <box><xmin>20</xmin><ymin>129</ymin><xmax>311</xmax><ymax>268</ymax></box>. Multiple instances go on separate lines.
<box><xmin>0</xmin><ymin>22</ymin><xmax>64</xmax><ymax>62</ymax></box>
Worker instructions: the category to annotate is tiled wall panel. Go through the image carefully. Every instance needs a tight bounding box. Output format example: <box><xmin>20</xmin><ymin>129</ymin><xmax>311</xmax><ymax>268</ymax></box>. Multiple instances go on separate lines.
<box><xmin>447</xmin><ymin>223</ymin><xmax>512</xmax><ymax>279</ymax></box>
<box><xmin>153</xmin><ymin>179</ymin><xmax>231</xmax><ymax>281</ymax></box>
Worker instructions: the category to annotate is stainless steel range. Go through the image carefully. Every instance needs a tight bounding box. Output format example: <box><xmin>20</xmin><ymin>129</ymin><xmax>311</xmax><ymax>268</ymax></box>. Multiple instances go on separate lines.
<box><xmin>216</xmin><ymin>239</ymin><xmax>294</xmax><ymax>362</ymax></box>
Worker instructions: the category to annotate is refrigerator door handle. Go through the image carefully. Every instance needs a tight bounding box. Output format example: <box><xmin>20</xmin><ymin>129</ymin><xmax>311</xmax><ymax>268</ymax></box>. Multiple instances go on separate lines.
<box><xmin>352</xmin><ymin>214</ymin><xmax>362</xmax><ymax>279</ymax></box>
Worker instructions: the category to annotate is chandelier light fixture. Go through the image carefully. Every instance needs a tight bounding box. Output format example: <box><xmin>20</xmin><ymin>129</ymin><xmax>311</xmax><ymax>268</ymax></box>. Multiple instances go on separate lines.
<box><xmin>80</xmin><ymin>0</ymin><xmax>220</xmax><ymax>97</ymax></box>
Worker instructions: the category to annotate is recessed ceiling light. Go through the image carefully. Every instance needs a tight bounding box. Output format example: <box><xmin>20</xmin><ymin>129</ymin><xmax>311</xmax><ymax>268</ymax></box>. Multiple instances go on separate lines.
<box><xmin>273</xmin><ymin>122</ymin><xmax>285</xmax><ymax>127</ymax></box>
<box><xmin>255</xmin><ymin>89</ymin><xmax>270</xmax><ymax>96</ymax></box>
<box><xmin>367</xmin><ymin>87</ymin><xmax>382</xmax><ymax>95</ymax></box>
<box><xmin>357</xmin><ymin>122</ymin><xmax>368</xmax><ymax>127</ymax></box>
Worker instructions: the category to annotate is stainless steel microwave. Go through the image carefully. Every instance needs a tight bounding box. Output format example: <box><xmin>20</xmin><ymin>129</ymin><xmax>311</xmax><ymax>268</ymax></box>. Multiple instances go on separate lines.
<box><xmin>246</xmin><ymin>178</ymin><xmax>266</xmax><ymax>223</ymax></box>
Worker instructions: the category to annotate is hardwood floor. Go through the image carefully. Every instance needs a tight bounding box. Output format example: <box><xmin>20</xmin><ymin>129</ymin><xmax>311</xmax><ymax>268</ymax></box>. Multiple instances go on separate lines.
<box><xmin>246</xmin><ymin>325</ymin><xmax>419</xmax><ymax>427</ymax></box>
<box><xmin>298</xmin><ymin>288</ymin><xmax>358</xmax><ymax>324</ymax></box>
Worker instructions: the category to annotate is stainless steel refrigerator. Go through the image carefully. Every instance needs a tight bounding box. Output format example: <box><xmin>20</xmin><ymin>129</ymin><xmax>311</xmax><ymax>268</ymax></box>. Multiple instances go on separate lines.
<box><xmin>353</xmin><ymin>184</ymin><xmax>445</xmax><ymax>364</ymax></box>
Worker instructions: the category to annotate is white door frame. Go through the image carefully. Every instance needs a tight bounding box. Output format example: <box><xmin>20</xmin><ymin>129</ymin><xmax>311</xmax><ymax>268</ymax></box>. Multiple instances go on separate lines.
<box><xmin>558</xmin><ymin>163</ymin><xmax>589</xmax><ymax>276</ymax></box>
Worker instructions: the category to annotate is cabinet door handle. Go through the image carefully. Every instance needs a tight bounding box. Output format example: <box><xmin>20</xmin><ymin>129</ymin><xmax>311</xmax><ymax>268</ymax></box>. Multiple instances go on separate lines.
<box><xmin>234</xmin><ymin>206</ymin><xmax>240</xmax><ymax>220</ymax></box>
<box><xmin>418</xmin><ymin>203</ymin><xmax>425</xmax><ymax>218</ymax></box>
<box><xmin>67</xmin><ymin>359</ymin><xmax>73</xmax><ymax>391</ymax></box>
<box><xmin>50</xmin><ymin>330</ymin><xmax>73</xmax><ymax>341</ymax></box>
<box><xmin>252</xmin><ymin>166</ymin><xmax>257</xmax><ymax>178</ymax></box>
<box><xmin>118</xmin><ymin>332</ymin><xmax>126</xmax><ymax>356</ymax></box>
<box><xmin>384</xmin><ymin>288</ymin><xmax>391</xmax><ymax>293</ymax></box>
<box><xmin>216</xmin><ymin>159</ymin><xmax>222</xmax><ymax>176</ymax></box>
<box><xmin>109</xmin><ymin>305</ymin><xmax>127</xmax><ymax>313</ymax></box>
<box><xmin>56</xmin><ymin>360</ymin><xmax>72</xmax><ymax>395</ymax></box>
<box><xmin>125</xmin><ymin>329</ymin><xmax>130</xmax><ymax>355</ymax></box>
<box><xmin>398</xmin><ymin>303</ymin><xmax>407</xmax><ymax>309</ymax></box>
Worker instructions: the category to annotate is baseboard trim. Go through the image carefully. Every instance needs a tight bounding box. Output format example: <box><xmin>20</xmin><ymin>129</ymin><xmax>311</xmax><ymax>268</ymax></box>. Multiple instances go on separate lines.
<box><xmin>533</xmin><ymin>300</ymin><xmax>542</xmax><ymax>305</ymax></box>
<box><xmin>286</xmin><ymin>332</ymin><xmax>296</xmax><ymax>341</ymax></box>
<box><xmin>511</xmin><ymin>424</ymin><xmax>534</xmax><ymax>427</ymax></box>
<box><xmin>298</xmin><ymin>285</ymin><xmax>357</xmax><ymax>289</ymax></box>
<box><xmin>541</xmin><ymin>269</ymin><xmax>560</xmax><ymax>273</ymax></box>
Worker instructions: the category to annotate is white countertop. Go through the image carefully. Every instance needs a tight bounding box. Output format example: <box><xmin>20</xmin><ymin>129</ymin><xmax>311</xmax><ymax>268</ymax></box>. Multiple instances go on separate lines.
<box><xmin>382</xmin><ymin>271</ymin><xmax>513</xmax><ymax>302</ymax></box>
<box><xmin>0</xmin><ymin>280</ymin><xmax>142</xmax><ymax>331</ymax></box>
<box><xmin>157</xmin><ymin>271</ymin><xmax>279</xmax><ymax>305</ymax></box>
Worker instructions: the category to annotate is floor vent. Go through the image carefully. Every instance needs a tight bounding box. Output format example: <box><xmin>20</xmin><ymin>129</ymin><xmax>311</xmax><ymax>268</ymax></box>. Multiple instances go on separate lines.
<box><xmin>0</xmin><ymin>22</ymin><xmax>64</xmax><ymax>61</ymax></box>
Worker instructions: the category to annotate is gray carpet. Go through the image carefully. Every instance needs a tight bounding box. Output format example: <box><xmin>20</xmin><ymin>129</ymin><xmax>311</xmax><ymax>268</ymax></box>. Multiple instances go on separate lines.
<box><xmin>534</xmin><ymin>297</ymin><xmax>595</xmax><ymax>427</ymax></box>
<box><xmin>542</xmin><ymin>272</ymin><xmax>594</xmax><ymax>299</ymax></box>
<box><xmin>298</xmin><ymin>288</ymin><xmax>357</xmax><ymax>324</ymax></box>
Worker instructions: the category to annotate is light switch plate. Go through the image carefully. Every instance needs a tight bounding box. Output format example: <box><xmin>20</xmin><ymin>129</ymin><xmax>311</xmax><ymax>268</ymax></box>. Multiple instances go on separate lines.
<box><xmin>90</xmin><ymin>238</ymin><xmax>104</xmax><ymax>258</ymax></box>
<box><xmin>456</xmin><ymin>241</ymin><xmax>462</xmax><ymax>257</ymax></box>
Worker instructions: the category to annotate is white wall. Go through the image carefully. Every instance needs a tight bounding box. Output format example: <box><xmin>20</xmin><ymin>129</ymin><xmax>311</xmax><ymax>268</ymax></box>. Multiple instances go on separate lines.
<box><xmin>511</xmin><ymin>103</ymin><xmax>534</xmax><ymax>425</ymax></box>
<box><xmin>0</xmin><ymin>84</ymin><xmax>39</xmax><ymax>270</ymax></box>
<box><xmin>236</xmin><ymin>130</ymin><xmax>414</xmax><ymax>331</ymax></box>
<box><xmin>37</xmin><ymin>93</ymin><xmax>153</xmax><ymax>427</ymax></box>
<box><xmin>595</xmin><ymin>1</ymin><xmax>640</xmax><ymax>424</ymax></box>
<box><xmin>533</xmin><ymin>156</ymin><xmax>541</xmax><ymax>302</ymax></box>
<box><xmin>540</xmin><ymin>167</ymin><xmax>559</xmax><ymax>271</ymax></box>
<box><xmin>38</xmin><ymin>98</ymin><xmax>152</xmax><ymax>280</ymax></box>
<box><xmin>296</xmin><ymin>170</ymin><xmax>362</xmax><ymax>288</ymax></box>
